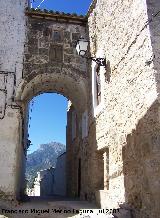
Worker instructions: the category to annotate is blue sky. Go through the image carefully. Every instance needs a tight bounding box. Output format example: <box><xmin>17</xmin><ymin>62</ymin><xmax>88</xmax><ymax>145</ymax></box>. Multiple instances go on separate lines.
<box><xmin>27</xmin><ymin>1</ymin><xmax>92</xmax><ymax>154</ymax></box>
<box><xmin>28</xmin><ymin>93</ymin><xmax>68</xmax><ymax>154</ymax></box>
<box><xmin>32</xmin><ymin>0</ymin><xmax>92</xmax><ymax>15</ymax></box>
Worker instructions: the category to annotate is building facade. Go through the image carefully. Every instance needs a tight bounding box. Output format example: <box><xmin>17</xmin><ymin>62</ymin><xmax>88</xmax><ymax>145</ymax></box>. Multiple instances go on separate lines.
<box><xmin>0</xmin><ymin>0</ymin><xmax>160</xmax><ymax>217</ymax></box>
<box><xmin>27</xmin><ymin>153</ymin><xmax>66</xmax><ymax>197</ymax></box>
<box><xmin>28</xmin><ymin>168</ymin><xmax>55</xmax><ymax>197</ymax></box>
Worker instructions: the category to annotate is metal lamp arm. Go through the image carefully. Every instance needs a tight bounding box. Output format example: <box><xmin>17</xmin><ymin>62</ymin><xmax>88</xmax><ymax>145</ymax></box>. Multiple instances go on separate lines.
<box><xmin>82</xmin><ymin>55</ymin><xmax>106</xmax><ymax>67</ymax></box>
<box><xmin>90</xmin><ymin>57</ymin><xmax>106</xmax><ymax>67</ymax></box>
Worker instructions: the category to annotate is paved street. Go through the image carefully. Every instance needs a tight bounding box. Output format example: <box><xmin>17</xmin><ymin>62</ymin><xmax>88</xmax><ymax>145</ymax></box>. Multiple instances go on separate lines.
<box><xmin>0</xmin><ymin>197</ymin><xmax>115</xmax><ymax>218</ymax></box>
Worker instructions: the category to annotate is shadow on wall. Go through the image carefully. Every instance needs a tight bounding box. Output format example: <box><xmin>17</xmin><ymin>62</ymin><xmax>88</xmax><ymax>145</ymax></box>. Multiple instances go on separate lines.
<box><xmin>94</xmin><ymin>1</ymin><xmax>160</xmax><ymax>215</ymax></box>
<box><xmin>146</xmin><ymin>0</ymin><xmax>160</xmax><ymax>97</ymax></box>
<box><xmin>122</xmin><ymin>2</ymin><xmax>160</xmax><ymax>217</ymax></box>
<box><xmin>86</xmin><ymin>98</ymin><xmax>105</xmax><ymax>202</ymax></box>
<box><xmin>86</xmin><ymin>58</ymin><xmax>111</xmax><ymax>203</ymax></box>
<box><xmin>87</xmin><ymin>118</ymin><xmax>104</xmax><ymax>202</ymax></box>
<box><xmin>122</xmin><ymin>100</ymin><xmax>160</xmax><ymax>217</ymax></box>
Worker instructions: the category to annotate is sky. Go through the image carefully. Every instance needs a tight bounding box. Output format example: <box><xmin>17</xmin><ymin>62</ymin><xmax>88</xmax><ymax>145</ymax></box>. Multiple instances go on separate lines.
<box><xmin>28</xmin><ymin>93</ymin><xmax>68</xmax><ymax>154</ymax></box>
<box><xmin>32</xmin><ymin>0</ymin><xmax>92</xmax><ymax>15</ymax></box>
<box><xmin>27</xmin><ymin>1</ymin><xmax>92</xmax><ymax>154</ymax></box>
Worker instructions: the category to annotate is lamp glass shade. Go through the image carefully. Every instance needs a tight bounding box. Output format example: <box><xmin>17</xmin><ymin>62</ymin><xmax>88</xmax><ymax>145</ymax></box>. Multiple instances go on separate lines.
<box><xmin>76</xmin><ymin>38</ymin><xmax>89</xmax><ymax>57</ymax></box>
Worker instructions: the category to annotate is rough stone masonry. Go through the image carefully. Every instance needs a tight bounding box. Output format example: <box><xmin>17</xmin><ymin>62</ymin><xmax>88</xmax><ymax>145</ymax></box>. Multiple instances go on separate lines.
<box><xmin>88</xmin><ymin>0</ymin><xmax>160</xmax><ymax>217</ymax></box>
<box><xmin>0</xmin><ymin>0</ymin><xmax>160</xmax><ymax>218</ymax></box>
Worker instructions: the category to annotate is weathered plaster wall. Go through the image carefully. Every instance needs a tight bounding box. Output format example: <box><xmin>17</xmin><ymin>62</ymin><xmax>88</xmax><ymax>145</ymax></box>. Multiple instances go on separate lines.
<box><xmin>0</xmin><ymin>107</ymin><xmax>22</xmax><ymax>198</ymax></box>
<box><xmin>0</xmin><ymin>0</ymin><xmax>27</xmax><ymax>198</ymax></box>
<box><xmin>88</xmin><ymin>0</ymin><xmax>160</xmax><ymax>217</ymax></box>
<box><xmin>0</xmin><ymin>0</ymin><xmax>27</xmax><ymax>82</ymax></box>
<box><xmin>53</xmin><ymin>153</ymin><xmax>66</xmax><ymax>196</ymax></box>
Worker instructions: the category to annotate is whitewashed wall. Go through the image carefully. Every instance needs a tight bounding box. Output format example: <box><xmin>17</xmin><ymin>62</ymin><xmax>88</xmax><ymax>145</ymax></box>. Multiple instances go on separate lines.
<box><xmin>0</xmin><ymin>0</ymin><xmax>27</xmax><ymax>198</ymax></box>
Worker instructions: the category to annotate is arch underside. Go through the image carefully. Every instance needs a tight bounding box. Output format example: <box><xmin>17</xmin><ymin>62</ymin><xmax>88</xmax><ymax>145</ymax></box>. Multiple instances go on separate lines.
<box><xmin>15</xmin><ymin>71</ymin><xmax>88</xmax><ymax>113</ymax></box>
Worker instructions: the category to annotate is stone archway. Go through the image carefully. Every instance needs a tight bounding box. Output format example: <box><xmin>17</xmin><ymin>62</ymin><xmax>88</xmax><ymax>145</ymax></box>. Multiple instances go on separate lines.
<box><xmin>16</xmin><ymin>71</ymin><xmax>88</xmax><ymax>114</ymax></box>
<box><xmin>14</xmin><ymin>62</ymin><xmax>88</xmax><ymax>198</ymax></box>
<box><xmin>0</xmin><ymin>7</ymin><xmax>90</xmax><ymax>201</ymax></box>
<box><xmin>12</xmin><ymin>9</ymin><xmax>90</xmax><ymax>198</ymax></box>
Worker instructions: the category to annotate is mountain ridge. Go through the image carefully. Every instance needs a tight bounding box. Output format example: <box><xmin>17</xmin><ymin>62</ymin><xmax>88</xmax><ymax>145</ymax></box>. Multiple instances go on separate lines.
<box><xmin>26</xmin><ymin>142</ymin><xmax>66</xmax><ymax>188</ymax></box>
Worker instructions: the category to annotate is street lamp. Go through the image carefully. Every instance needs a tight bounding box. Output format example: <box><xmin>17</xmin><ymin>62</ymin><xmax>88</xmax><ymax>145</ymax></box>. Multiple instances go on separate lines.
<box><xmin>76</xmin><ymin>37</ymin><xmax>106</xmax><ymax>67</ymax></box>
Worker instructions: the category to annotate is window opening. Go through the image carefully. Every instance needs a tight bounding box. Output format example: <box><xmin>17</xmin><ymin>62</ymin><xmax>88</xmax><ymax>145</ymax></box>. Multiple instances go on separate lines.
<box><xmin>96</xmin><ymin>65</ymin><xmax>101</xmax><ymax>106</ymax></box>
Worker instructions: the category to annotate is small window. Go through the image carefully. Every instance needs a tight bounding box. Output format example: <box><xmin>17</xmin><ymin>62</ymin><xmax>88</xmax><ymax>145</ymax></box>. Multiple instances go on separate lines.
<box><xmin>52</xmin><ymin>31</ymin><xmax>62</xmax><ymax>42</ymax></box>
<box><xmin>92</xmin><ymin>51</ymin><xmax>105</xmax><ymax>117</ymax></box>
<box><xmin>96</xmin><ymin>65</ymin><xmax>101</xmax><ymax>106</ymax></box>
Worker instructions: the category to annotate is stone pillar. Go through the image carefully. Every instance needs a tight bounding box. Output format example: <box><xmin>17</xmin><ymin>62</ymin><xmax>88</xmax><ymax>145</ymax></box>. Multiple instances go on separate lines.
<box><xmin>103</xmin><ymin>150</ymin><xmax>109</xmax><ymax>190</ymax></box>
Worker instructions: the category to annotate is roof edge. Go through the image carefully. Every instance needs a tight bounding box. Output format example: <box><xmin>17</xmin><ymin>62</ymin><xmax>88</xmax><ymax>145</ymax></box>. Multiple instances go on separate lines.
<box><xmin>86</xmin><ymin>0</ymin><xmax>97</xmax><ymax>17</ymax></box>
<box><xmin>25</xmin><ymin>8</ymin><xmax>87</xmax><ymax>23</ymax></box>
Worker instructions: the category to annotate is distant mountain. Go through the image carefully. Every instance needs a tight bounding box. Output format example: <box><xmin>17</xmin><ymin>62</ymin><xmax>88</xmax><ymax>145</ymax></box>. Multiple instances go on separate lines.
<box><xmin>26</xmin><ymin>142</ymin><xmax>66</xmax><ymax>188</ymax></box>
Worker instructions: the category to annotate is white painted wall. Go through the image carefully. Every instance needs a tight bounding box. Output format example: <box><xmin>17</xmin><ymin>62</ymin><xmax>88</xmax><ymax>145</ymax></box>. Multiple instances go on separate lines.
<box><xmin>0</xmin><ymin>0</ymin><xmax>27</xmax><ymax>82</ymax></box>
<box><xmin>33</xmin><ymin>172</ymin><xmax>41</xmax><ymax>196</ymax></box>
<box><xmin>0</xmin><ymin>0</ymin><xmax>27</xmax><ymax>197</ymax></box>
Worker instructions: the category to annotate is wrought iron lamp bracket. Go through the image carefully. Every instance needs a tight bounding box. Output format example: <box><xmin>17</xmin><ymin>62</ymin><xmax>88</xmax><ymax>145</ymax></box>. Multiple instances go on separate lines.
<box><xmin>81</xmin><ymin>55</ymin><xmax>106</xmax><ymax>67</ymax></box>
<box><xmin>90</xmin><ymin>57</ymin><xmax>106</xmax><ymax>67</ymax></box>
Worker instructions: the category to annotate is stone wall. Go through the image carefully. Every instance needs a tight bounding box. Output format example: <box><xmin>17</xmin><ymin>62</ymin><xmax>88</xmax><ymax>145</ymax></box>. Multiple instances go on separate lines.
<box><xmin>66</xmin><ymin>104</ymin><xmax>80</xmax><ymax>197</ymax></box>
<box><xmin>40</xmin><ymin>168</ymin><xmax>55</xmax><ymax>196</ymax></box>
<box><xmin>88</xmin><ymin>0</ymin><xmax>160</xmax><ymax>217</ymax></box>
<box><xmin>66</xmin><ymin>103</ymin><xmax>90</xmax><ymax>200</ymax></box>
<box><xmin>19</xmin><ymin>12</ymin><xmax>88</xmax><ymax>113</ymax></box>
<box><xmin>21</xmin><ymin>13</ymin><xmax>90</xmax><ymax>199</ymax></box>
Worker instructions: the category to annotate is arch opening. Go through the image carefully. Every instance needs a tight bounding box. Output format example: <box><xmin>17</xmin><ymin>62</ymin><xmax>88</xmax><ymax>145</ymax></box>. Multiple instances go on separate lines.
<box><xmin>16</xmin><ymin>72</ymin><xmax>88</xmax><ymax>114</ymax></box>
<box><xmin>25</xmin><ymin>93</ymin><xmax>69</xmax><ymax>198</ymax></box>
<box><xmin>16</xmin><ymin>72</ymin><xmax>88</xmax><ymax>200</ymax></box>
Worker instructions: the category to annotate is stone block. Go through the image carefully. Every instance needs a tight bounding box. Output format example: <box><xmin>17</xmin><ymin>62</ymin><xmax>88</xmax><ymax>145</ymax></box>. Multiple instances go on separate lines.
<box><xmin>72</xmin><ymin>33</ymin><xmax>80</xmax><ymax>41</ymax></box>
<box><xmin>28</xmin><ymin>38</ymin><xmax>38</xmax><ymax>54</ymax></box>
<box><xmin>64</xmin><ymin>31</ymin><xmax>71</xmax><ymax>42</ymax></box>
<box><xmin>39</xmin><ymin>48</ymin><xmax>49</xmax><ymax>56</ymax></box>
<box><xmin>64</xmin><ymin>54</ymin><xmax>75</xmax><ymax>63</ymax></box>
<box><xmin>49</xmin><ymin>44</ymin><xmax>63</xmax><ymax>62</ymax></box>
